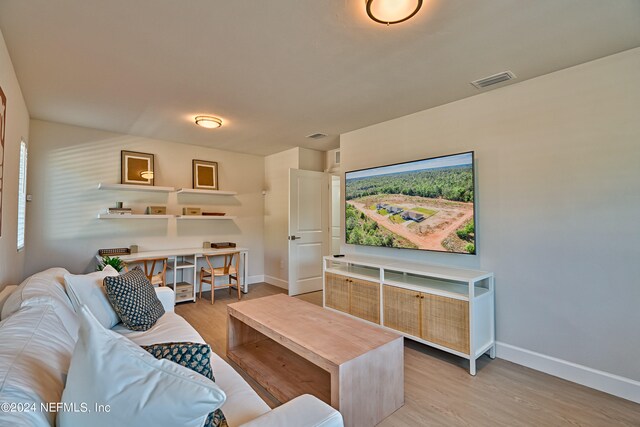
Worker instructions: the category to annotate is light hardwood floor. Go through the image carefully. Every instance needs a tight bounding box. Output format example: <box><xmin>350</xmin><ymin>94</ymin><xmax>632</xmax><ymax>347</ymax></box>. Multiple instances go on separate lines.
<box><xmin>176</xmin><ymin>283</ymin><xmax>640</xmax><ymax>426</ymax></box>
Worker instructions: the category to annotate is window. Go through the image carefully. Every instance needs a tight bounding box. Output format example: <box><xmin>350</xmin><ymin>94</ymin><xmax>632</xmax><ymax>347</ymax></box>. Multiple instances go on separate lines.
<box><xmin>17</xmin><ymin>140</ymin><xmax>27</xmax><ymax>251</ymax></box>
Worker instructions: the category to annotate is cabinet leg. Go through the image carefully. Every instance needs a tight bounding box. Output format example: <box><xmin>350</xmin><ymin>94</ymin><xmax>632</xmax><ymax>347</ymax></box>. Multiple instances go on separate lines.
<box><xmin>470</xmin><ymin>358</ymin><xmax>476</xmax><ymax>376</ymax></box>
<box><xmin>489</xmin><ymin>345</ymin><xmax>496</xmax><ymax>359</ymax></box>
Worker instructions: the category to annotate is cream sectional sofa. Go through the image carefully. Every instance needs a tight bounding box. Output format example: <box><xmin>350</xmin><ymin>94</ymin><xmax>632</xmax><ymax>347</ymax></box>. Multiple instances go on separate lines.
<box><xmin>0</xmin><ymin>268</ymin><xmax>343</xmax><ymax>427</ymax></box>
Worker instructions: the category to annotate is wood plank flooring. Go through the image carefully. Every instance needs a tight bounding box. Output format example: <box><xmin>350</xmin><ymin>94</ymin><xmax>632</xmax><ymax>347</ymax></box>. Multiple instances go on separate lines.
<box><xmin>176</xmin><ymin>283</ymin><xmax>640</xmax><ymax>426</ymax></box>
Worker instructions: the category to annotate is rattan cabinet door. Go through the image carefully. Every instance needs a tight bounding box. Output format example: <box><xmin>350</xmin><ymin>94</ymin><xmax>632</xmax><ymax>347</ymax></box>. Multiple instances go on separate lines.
<box><xmin>349</xmin><ymin>277</ymin><xmax>380</xmax><ymax>324</ymax></box>
<box><xmin>383</xmin><ymin>285</ymin><xmax>421</xmax><ymax>337</ymax></box>
<box><xmin>421</xmin><ymin>294</ymin><xmax>470</xmax><ymax>355</ymax></box>
<box><xmin>325</xmin><ymin>272</ymin><xmax>349</xmax><ymax>313</ymax></box>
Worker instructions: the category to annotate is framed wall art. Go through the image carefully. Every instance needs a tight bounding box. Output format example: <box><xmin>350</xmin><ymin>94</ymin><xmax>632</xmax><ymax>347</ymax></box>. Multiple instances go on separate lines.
<box><xmin>0</xmin><ymin>85</ymin><xmax>6</xmax><ymax>236</ymax></box>
<box><xmin>121</xmin><ymin>150</ymin><xmax>154</xmax><ymax>186</ymax></box>
<box><xmin>192</xmin><ymin>159</ymin><xmax>218</xmax><ymax>190</ymax></box>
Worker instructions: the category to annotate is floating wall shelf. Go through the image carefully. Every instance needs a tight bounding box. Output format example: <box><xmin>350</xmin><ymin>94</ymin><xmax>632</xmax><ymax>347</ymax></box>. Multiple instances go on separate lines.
<box><xmin>175</xmin><ymin>188</ymin><xmax>237</xmax><ymax>196</ymax></box>
<box><xmin>97</xmin><ymin>183</ymin><xmax>176</xmax><ymax>192</ymax></box>
<box><xmin>97</xmin><ymin>183</ymin><xmax>237</xmax><ymax>195</ymax></box>
<box><xmin>97</xmin><ymin>214</ymin><xmax>174</xmax><ymax>219</ymax></box>
<box><xmin>176</xmin><ymin>215</ymin><xmax>237</xmax><ymax>220</ymax></box>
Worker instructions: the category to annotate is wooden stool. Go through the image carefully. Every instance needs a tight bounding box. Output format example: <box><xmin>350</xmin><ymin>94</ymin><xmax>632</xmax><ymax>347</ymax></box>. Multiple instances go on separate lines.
<box><xmin>199</xmin><ymin>252</ymin><xmax>241</xmax><ymax>304</ymax></box>
<box><xmin>124</xmin><ymin>257</ymin><xmax>167</xmax><ymax>286</ymax></box>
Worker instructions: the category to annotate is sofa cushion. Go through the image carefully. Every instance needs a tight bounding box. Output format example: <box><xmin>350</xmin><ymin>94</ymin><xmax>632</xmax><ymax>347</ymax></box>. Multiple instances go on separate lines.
<box><xmin>64</xmin><ymin>265</ymin><xmax>120</xmax><ymax>329</ymax></box>
<box><xmin>1</xmin><ymin>267</ymin><xmax>71</xmax><ymax>319</ymax></box>
<box><xmin>117</xmin><ymin>311</ymin><xmax>271</xmax><ymax>425</ymax></box>
<box><xmin>0</xmin><ymin>304</ymin><xmax>77</xmax><ymax>426</ymax></box>
<box><xmin>58</xmin><ymin>306</ymin><xmax>226</xmax><ymax>427</ymax></box>
<box><xmin>0</xmin><ymin>284</ymin><xmax>17</xmax><ymax>313</ymax></box>
<box><xmin>104</xmin><ymin>267</ymin><xmax>165</xmax><ymax>331</ymax></box>
<box><xmin>141</xmin><ymin>342</ymin><xmax>227</xmax><ymax>427</ymax></box>
<box><xmin>1</xmin><ymin>267</ymin><xmax>78</xmax><ymax>340</ymax></box>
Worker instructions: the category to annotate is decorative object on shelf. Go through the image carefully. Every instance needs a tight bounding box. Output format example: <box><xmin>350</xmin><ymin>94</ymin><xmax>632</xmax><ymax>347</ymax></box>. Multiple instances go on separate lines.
<box><xmin>202</xmin><ymin>212</ymin><xmax>226</xmax><ymax>216</ymax></box>
<box><xmin>182</xmin><ymin>207</ymin><xmax>201</xmax><ymax>216</ymax></box>
<box><xmin>194</xmin><ymin>115</ymin><xmax>222</xmax><ymax>129</ymax></box>
<box><xmin>211</xmin><ymin>242</ymin><xmax>236</xmax><ymax>249</ymax></box>
<box><xmin>107</xmin><ymin>201</ymin><xmax>133</xmax><ymax>215</ymax></box>
<box><xmin>130</xmin><ymin>245</ymin><xmax>138</xmax><ymax>254</ymax></box>
<box><xmin>145</xmin><ymin>206</ymin><xmax>167</xmax><ymax>215</ymax></box>
<box><xmin>121</xmin><ymin>150</ymin><xmax>155</xmax><ymax>186</ymax></box>
<box><xmin>365</xmin><ymin>0</ymin><xmax>423</xmax><ymax>25</ymax></box>
<box><xmin>97</xmin><ymin>255</ymin><xmax>125</xmax><ymax>272</ymax></box>
<box><xmin>0</xmin><ymin>85</ymin><xmax>6</xmax><ymax>236</ymax></box>
<box><xmin>203</xmin><ymin>241</ymin><xmax>211</xmax><ymax>249</ymax></box>
<box><xmin>98</xmin><ymin>247</ymin><xmax>131</xmax><ymax>256</ymax></box>
<box><xmin>192</xmin><ymin>159</ymin><xmax>218</xmax><ymax>190</ymax></box>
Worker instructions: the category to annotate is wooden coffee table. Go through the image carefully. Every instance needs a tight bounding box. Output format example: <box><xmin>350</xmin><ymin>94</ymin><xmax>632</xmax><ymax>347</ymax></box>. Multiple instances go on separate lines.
<box><xmin>227</xmin><ymin>294</ymin><xmax>404</xmax><ymax>427</ymax></box>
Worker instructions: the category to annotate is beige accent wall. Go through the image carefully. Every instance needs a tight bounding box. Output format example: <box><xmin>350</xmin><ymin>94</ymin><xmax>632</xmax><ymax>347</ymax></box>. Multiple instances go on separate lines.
<box><xmin>25</xmin><ymin>120</ymin><xmax>265</xmax><ymax>281</ymax></box>
<box><xmin>0</xmin><ymin>29</ymin><xmax>29</xmax><ymax>288</ymax></box>
<box><xmin>340</xmin><ymin>48</ymin><xmax>640</xmax><ymax>381</ymax></box>
<box><xmin>263</xmin><ymin>147</ymin><xmax>324</xmax><ymax>288</ymax></box>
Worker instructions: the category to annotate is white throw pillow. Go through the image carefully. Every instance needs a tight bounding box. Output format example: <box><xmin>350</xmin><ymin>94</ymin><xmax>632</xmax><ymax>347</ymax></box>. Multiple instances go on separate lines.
<box><xmin>58</xmin><ymin>306</ymin><xmax>226</xmax><ymax>427</ymax></box>
<box><xmin>64</xmin><ymin>266</ymin><xmax>120</xmax><ymax>328</ymax></box>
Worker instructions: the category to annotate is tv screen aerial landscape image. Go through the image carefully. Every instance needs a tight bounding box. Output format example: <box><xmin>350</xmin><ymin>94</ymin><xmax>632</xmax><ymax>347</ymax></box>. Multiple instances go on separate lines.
<box><xmin>345</xmin><ymin>152</ymin><xmax>476</xmax><ymax>254</ymax></box>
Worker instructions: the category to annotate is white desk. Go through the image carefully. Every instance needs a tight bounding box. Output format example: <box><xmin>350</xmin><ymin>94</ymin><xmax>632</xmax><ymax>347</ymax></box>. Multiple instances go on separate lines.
<box><xmin>113</xmin><ymin>247</ymin><xmax>249</xmax><ymax>303</ymax></box>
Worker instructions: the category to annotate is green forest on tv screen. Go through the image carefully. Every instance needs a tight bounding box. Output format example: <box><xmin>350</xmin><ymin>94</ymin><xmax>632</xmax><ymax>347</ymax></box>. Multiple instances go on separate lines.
<box><xmin>345</xmin><ymin>152</ymin><xmax>476</xmax><ymax>254</ymax></box>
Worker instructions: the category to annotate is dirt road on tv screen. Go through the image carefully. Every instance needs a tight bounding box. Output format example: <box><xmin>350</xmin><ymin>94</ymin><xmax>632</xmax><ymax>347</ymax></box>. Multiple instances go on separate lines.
<box><xmin>349</xmin><ymin>195</ymin><xmax>473</xmax><ymax>251</ymax></box>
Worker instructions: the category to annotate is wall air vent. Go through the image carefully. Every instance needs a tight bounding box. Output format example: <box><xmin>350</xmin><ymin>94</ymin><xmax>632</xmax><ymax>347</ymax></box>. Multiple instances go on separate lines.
<box><xmin>306</xmin><ymin>133</ymin><xmax>328</xmax><ymax>140</ymax></box>
<box><xmin>471</xmin><ymin>71</ymin><xmax>516</xmax><ymax>89</ymax></box>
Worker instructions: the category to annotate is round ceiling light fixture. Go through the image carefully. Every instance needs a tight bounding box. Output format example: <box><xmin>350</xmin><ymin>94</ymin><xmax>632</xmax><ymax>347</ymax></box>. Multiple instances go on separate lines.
<box><xmin>195</xmin><ymin>115</ymin><xmax>222</xmax><ymax>129</ymax></box>
<box><xmin>366</xmin><ymin>0</ymin><xmax>423</xmax><ymax>25</ymax></box>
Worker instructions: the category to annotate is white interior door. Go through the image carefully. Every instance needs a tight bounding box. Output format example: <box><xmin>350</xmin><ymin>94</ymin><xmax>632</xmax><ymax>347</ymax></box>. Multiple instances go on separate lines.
<box><xmin>288</xmin><ymin>169</ymin><xmax>329</xmax><ymax>296</ymax></box>
<box><xmin>331</xmin><ymin>175</ymin><xmax>341</xmax><ymax>255</ymax></box>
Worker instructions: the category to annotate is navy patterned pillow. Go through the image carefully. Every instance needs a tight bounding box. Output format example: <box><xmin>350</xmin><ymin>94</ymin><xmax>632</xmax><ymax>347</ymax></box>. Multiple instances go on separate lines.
<box><xmin>141</xmin><ymin>342</ymin><xmax>227</xmax><ymax>427</ymax></box>
<box><xmin>104</xmin><ymin>267</ymin><xmax>165</xmax><ymax>331</ymax></box>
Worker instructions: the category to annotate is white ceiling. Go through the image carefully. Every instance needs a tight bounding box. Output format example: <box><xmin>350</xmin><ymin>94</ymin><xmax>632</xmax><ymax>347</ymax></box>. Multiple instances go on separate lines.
<box><xmin>0</xmin><ymin>0</ymin><xmax>639</xmax><ymax>156</ymax></box>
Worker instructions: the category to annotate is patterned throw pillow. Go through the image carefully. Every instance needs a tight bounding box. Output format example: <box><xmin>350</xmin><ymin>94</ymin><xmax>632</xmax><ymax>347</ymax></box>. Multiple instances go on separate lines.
<box><xmin>104</xmin><ymin>267</ymin><xmax>165</xmax><ymax>331</ymax></box>
<box><xmin>141</xmin><ymin>342</ymin><xmax>227</xmax><ymax>427</ymax></box>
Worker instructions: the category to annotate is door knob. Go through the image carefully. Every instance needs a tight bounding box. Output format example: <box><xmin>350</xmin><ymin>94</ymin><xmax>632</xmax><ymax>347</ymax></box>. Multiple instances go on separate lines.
<box><xmin>288</xmin><ymin>235</ymin><xmax>301</xmax><ymax>240</ymax></box>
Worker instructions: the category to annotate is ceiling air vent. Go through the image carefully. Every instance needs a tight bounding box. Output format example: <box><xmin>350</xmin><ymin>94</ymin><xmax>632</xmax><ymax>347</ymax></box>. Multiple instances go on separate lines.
<box><xmin>306</xmin><ymin>132</ymin><xmax>328</xmax><ymax>140</ymax></box>
<box><xmin>471</xmin><ymin>71</ymin><xmax>516</xmax><ymax>89</ymax></box>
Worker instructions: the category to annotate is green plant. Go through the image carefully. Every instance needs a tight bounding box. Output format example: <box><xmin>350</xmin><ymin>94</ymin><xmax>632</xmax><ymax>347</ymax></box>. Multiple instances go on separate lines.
<box><xmin>98</xmin><ymin>256</ymin><xmax>125</xmax><ymax>272</ymax></box>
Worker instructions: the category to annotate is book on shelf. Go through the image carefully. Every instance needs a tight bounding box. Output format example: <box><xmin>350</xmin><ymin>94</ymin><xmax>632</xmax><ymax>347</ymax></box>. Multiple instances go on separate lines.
<box><xmin>106</xmin><ymin>208</ymin><xmax>133</xmax><ymax>215</ymax></box>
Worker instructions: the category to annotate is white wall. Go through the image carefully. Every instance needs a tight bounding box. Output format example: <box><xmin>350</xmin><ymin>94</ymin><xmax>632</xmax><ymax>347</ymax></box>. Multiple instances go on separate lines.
<box><xmin>26</xmin><ymin>120</ymin><xmax>265</xmax><ymax>282</ymax></box>
<box><xmin>263</xmin><ymin>147</ymin><xmax>324</xmax><ymax>287</ymax></box>
<box><xmin>0</xmin><ymin>29</ymin><xmax>29</xmax><ymax>287</ymax></box>
<box><xmin>340</xmin><ymin>48</ymin><xmax>640</xmax><ymax>389</ymax></box>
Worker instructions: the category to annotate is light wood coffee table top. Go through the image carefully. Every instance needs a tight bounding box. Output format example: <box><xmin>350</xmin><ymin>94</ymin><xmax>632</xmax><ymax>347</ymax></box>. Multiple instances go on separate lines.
<box><xmin>227</xmin><ymin>294</ymin><xmax>404</xmax><ymax>427</ymax></box>
<box><xmin>227</xmin><ymin>293</ymin><xmax>400</xmax><ymax>365</ymax></box>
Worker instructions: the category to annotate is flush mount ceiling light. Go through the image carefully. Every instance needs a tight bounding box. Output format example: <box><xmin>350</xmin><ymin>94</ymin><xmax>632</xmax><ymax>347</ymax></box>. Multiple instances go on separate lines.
<box><xmin>194</xmin><ymin>115</ymin><xmax>222</xmax><ymax>129</ymax></box>
<box><xmin>366</xmin><ymin>0</ymin><xmax>423</xmax><ymax>25</ymax></box>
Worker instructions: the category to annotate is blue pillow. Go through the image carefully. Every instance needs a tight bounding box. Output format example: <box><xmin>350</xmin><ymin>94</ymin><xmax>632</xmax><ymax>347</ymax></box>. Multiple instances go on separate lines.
<box><xmin>104</xmin><ymin>267</ymin><xmax>165</xmax><ymax>331</ymax></box>
<box><xmin>141</xmin><ymin>342</ymin><xmax>227</xmax><ymax>427</ymax></box>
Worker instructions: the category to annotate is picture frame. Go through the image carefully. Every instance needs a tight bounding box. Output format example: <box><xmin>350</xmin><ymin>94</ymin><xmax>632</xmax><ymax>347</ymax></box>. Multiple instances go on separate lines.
<box><xmin>192</xmin><ymin>159</ymin><xmax>218</xmax><ymax>190</ymax></box>
<box><xmin>121</xmin><ymin>150</ymin><xmax>154</xmax><ymax>186</ymax></box>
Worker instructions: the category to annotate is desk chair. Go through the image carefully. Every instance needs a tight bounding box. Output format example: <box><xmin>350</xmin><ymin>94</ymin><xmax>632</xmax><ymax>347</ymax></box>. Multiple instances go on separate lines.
<box><xmin>199</xmin><ymin>252</ymin><xmax>241</xmax><ymax>304</ymax></box>
<box><xmin>125</xmin><ymin>258</ymin><xmax>168</xmax><ymax>287</ymax></box>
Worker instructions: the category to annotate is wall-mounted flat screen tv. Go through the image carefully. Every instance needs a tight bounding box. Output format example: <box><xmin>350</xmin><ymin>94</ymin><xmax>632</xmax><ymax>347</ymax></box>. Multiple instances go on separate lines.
<box><xmin>345</xmin><ymin>151</ymin><xmax>476</xmax><ymax>254</ymax></box>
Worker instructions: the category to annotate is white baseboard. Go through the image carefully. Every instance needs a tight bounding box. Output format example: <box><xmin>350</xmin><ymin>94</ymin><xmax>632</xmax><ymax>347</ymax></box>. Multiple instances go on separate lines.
<box><xmin>247</xmin><ymin>275</ymin><xmax>264</xmax><ymax>285</ymax></box>
<box><xmin>264</xmin><ymin>275</ymin><xmax>288</xmax><ymax>290</ymax></box>
<box><xmin>496</xmin><ymin>342</ymin><xmax>640</xmax><ymax>404</ymax></box>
